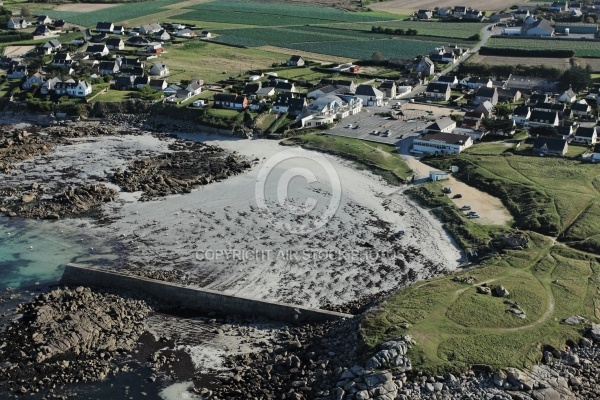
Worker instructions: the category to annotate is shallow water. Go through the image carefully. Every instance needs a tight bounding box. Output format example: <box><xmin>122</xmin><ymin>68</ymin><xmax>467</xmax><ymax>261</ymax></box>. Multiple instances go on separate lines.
<box><xmin>0</xmin><ymin>217</ymin><xmax>118</xmax><ymax>290</ymax></box>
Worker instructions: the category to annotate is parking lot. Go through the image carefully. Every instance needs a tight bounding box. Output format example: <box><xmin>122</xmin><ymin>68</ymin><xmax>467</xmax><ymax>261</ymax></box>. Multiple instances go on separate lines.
<box><xmin>325</xmin><ymin>102</ymin><xmax>459</xmax><ymax>146</ymax></box>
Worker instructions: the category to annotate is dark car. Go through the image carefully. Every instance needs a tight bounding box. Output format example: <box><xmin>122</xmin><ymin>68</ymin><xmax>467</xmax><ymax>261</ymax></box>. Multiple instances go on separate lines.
<box><xmin>452</xmin><ymin>194</ymin><xmax>462</xmax><ymax>199</ymax></box>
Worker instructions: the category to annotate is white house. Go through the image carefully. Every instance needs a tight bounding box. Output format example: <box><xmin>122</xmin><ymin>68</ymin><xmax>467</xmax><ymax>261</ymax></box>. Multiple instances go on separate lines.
<box><xmin>176</xmin><ymin>29</ymin><xmax>196</xmax><ymax>38</ymax></box>
<box><xmin>149</xmin><ymin>62</ymin><xmax>169</xmax><ymax>76</ymax></box>
<box><xmin>7</xmin><ymin>18</ymin><xmax>29</xmax><ymax>30</ymax></box>
<box><xmin>298</xmin><ymin>95</ymin><xmax>362</xmax><ymax>128</ymax></box>
<box><xmin>54</xmin><ymin>80</ymin><xmax>92</xmax><ymax>98</ymax></box>
<box><xmin>96</xmin><ymin>22</ymin><xmax>114</xmax><ymax>33</ymax></box>
<box><xmin>185</xmin><ymin>80</ymin><xmax>203</xmax><ymax>95</ymax></box>
<box><xmin>355</xmin><ymin>84</ymin><xmax>383</xmax><ymax>106</ymax></box>
<box><xmin>528</xmin><ymin>110</ymin><xmax>559</xmax><ymax>127</ymax></box>
<box><xmin>413</xmin><ymin>132</ymin><xmax>473</xmax><ymax>154</ymax></box>
<box><xmin>558</xmin><ymin>89</ymin><xmax>577</xmax><ymax>103</ymax></box>
<box><xmin>573</xmin><ymin>127</ymin><xmax>597</xmax><ymax>144</ymax></box>
<box><xmin>511</xmin><ymin>105</ymin><xmax>531</xmax><ymax>125</ymax></box>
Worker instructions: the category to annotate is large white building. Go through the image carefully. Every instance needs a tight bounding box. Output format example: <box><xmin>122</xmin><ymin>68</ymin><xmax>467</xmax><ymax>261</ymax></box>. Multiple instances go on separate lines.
<box><xmin>413</xmin><ymin>132</ymin><xmax>473</xmax><ymax>154</ymax></box>
<box><xmin>298</xmin><ymin>95</ymin><xmax>362</xmax><ymax>128</ymax></box>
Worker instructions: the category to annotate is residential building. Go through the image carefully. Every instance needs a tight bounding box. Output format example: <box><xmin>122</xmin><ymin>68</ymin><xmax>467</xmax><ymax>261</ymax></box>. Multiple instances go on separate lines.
<box><xmin>112</xmin><ymin>26</ymin><xmax>125</xmax><ymax>35</ymax></box>
<box><xmin>22</xmin><ymin>74</ymin><xmax>45</xmax><ymax>90</ymax></box>
<box><xmin>465</xmin><ymin>9</ymin><xmax>482</xmax><ymax>20</ymax></box>
<box><xmin>267</xmin><ymin>80</ymin><xmax>296</xmax><ymax>93</ymax></box>
<box><xmin>176</xmin><ymin>29</ymin><xmax>196</xmax><ymax>38</ymax></box>
<box><xmin>51</xmin><ymin>52</ymin><xmax>74</xmax><ymax>68</ymax></box>
<box><xmin>149</xmin><ymin>62</ymin><xmax>169</xmax><ymax>76</ymax></box>
<box><xmin>149</xmin><ymin>79</ymin><xmax>167</xmax><ymax>91</ymax></box>
<box><xmin>474</xmin><ymin>101</ymin><xmax>494</xmax><ymax>117</ymax></box>
<box><xmin>437</xmin><ymin>8</ymin><xmax>452</xmax><ymax>17</ymax></box>
<box><xmin>115</xmin><ymin>75</ymin><xmax>135</xmax><ymax>90</ymax></box>
<box><xmin>461</xmin><ymin>77</ymin><xmax>493</xmax><ymax>90</ymax></box>
<box><xmin>37</xmin><ymin>15</ymin><xmax>52</xmax><ymax>25</ymax></box>
<box><xmin>272</xmin><ymin>94</ymin><xmax>306</xmax><ymax>115</ymax></box>
<box><xmin>355</xmin><ymin>84</ymin><xmax>383</xmax><ymax>106</ymax></box>
<box><xmin>133</xmin><ymin>76</ymin><xmax>150</xmax><ymax>89</ymax></box>
<box><xmin>497</xmin><ymin>88</ymin><xmax>522</xmax><ymax>103</ymax></box>
<box><xmin>287</xmin><ymin>55</ymin><xmax>305</xmax><ymax>67</ymax></box>
<box><xmin>511</xmin><ymin>105</ymin><xmax>531</xmax><ymax>125</ymax></box>
<box><xmin>413</xmin><ymin>132</ymin><xmax>473</xmax><ymax>154</ymax></box>
<box><xmin>533</xmin><ymin>101</ymin><xmax>566</xmax><ymax>116</ymax></box>
<box><xmin>573</xmin><ymin>127</ymin><xmax>597</xmax><ymax>144</ymax></box>
<box><xmin>379</xmin><ymin>80</ymin><xmax>396</xmax><ymax>99</ymax></box>
<box><xmin>558</xmin><ymin>89</ymin><xmax>577</xmax><ymax>103</ymax></box>
<box><xmin>126</xmin><ymin>36</ymin><xmax>151</xmax><ymax>47</ymax></box>
<box><xmin>156</xmin><ymin>30</ymin><xmax>171</xmax><ymax>41</ymax></box>
<box><xmin>33</xmin><ymin>25</ymin><xmax>51</xmax><ymax>37</ymax></box>
<box><xmin>549</xmin><ymin>1</ymin><xmax>569</xmax><ymax>11</ymax></box>
<box><xmin>474</xmin><ymin>87</ymin><xmax>498</xmax><ymax>105</ymax></box>
<box><xmin>213</xmin><ymin>94</ymin><xmax>247</xmax><ymax>110</ymax></box>
<box><xmin>42</xmin><ymin>39</ymin><xmax>62</xmax><ymax>53</ymax></box>
<box><xmin>85</xmin><ymin>44</ymin><xmax>109</xmax><ymax>56</ymax></box>
<box><xmin>139</xmin><ymin>23</ymin><xmax>162</xmax><ymax>34</ymax></box>
<box><xmin>556</xmin><ymin>125</ymin><xmax>574</xmax><ymax>140</ymax></box>
<box><xmin>164</xmin><ymin>84</ymin><xmax>182</xmax><ymax>97</ymax></box>
<box><xmin>7</xmin><ymin>63</ymin><xmax>27</xmax><ymax>79</ymax></box>
<box><xmin>528</xmin><ymin>110</ymin><xmax>560</xmax><ymax>127</ymax></box>
<box><xmin>453</xmin><ymin>6</ymin><xmax>467</xmax><ymax>16</ymax></box>
<box><xmin>54</xmin><ymin>80</ymin><xmax>92</xmax><ymax>97</ymax></box>
<box><xmin>96</xmin><ymin>22</ymin><xmax>114</xmax><ymax>33</ymax></box>
<box><xmin>298</xmin><ymin>95</ymin><xmax>362</xmax><ymax>128</ymax></box>
<box><xmin>424</xmin><ymin>118</ymin><xmax>456</xmax><ymax>133</ymax></box>
<box><xmin>7</xmin><ymin>18</ymin><xmax>29</xmax><ymax>30</ymax></box>
<box><xmin>532</xmin><ymin>136</ymin><xmax>568</xmax><ymax>156</ymax></box>
<box><xmin>40</xmin><ymin>77</ymin><xmax>62</xmax><ymax>95</ymax></box>
<box><xmin>185</xmin><ymin>80</ymin><xmax>203</xmax><ymax>95</ymax></box>
<box><xmin>571</xmin><ymin>101</ymin><xmax>591</xmax><ymax>116</ymax></box>
<box><xmin>513</xmin><ymin>9</ymin><xmax>530</xmax><ymax>20</ymax></box>
<box><xmin>200</xmin><ymin>30</ymin><xmax>211</xmax><ymax>38</ymax></box>
<box><xmin>410</xmin><ymin>56</ymin><xmax>434</xmax><ymax>76</ymax></box>
<box><xmin>425</xmin><ymin>82</ymin><xmax>451</xmax><ymax>101</ymax></box>
<box><xmin>522</xmin><ymin>18</ymin><xmax>554</xmax><ymax>36</ymax></box>
<box><xmin>554</xmin><ymin>23</ymin><xmax>598</xmax><ymax>34</ymax></box>
<box><xmin>437</xmin><ymin>75</ymin><xmax>459</xmax><ymax>88</ymax></box>
<box><xmin>255</xmin><ymin>87</ymin><xmax>276</xmax><ymax>97</ymax></box>
<box><xmin>99</xmin><ymin>60</ymin><xmax>120</xmax><ymax>76</ymax></box>
<box><xmin>308</xmin><ymin>85</ymin><xmax>352</xmax><ymax>99</ymax></box>
<box><xmin>506</xmin><ymin>75</ymin><xmax>558</xmax><ymax>93</ymax></box>
<box><xmin>106</xmin><ymin>38</ymin><xmax>124</xmax><ymax>50</ymax></box>
<box><xmin>416</xmin><ymin>9</ymin><xmax>433</xmax><ymax>19</ymax></box>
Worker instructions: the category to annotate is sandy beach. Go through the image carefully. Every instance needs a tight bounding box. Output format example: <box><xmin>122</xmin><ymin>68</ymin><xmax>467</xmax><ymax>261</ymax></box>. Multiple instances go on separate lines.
<box><xmin>75</xmin><ymin>135</ymin><xmax>463</xmax><ymax>309</ymax></box>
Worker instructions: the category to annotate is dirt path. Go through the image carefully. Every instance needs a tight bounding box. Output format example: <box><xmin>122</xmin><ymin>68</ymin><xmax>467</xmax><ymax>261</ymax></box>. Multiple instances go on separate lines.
<box><xmin>403</xmin><ymin>157</ymin><xmax>512</xmax><ymax>226</ymax></box>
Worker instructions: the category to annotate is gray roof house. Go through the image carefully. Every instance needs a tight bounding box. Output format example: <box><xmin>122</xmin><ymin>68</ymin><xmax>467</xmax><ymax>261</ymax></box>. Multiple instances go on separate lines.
<box><xmin>355</xmin><ymin>84</ymin><xmax>384</xmax><ymax>106</ymax></box>
<box><xmin>532</xmin><ymin>137</ymin><xmax>568</xmax><ymax>156</ymax></box>
<box><xmin>149</xmin><ymin>62</ymin><xmax>169</xmax><ymax>77</ymax></box>
<box><xmin>474</xmin><ymin>87</ymin><xmax>498</xmax><ymax>106</ymax></box>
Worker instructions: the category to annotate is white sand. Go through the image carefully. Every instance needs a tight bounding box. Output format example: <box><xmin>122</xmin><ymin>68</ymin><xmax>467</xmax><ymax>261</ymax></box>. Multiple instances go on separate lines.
<box><xmin>159</xmin><ymin>381</ymin><xmax>199</xmax><ymax>400</ymax></box>
<box><xmin>91</xmin><ymin>137</ymin><xmax>462</xmax><ymax>308</ymax></box>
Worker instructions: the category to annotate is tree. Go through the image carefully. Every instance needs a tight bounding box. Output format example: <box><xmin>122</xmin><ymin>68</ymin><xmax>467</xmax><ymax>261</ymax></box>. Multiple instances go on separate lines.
<box><xmin>559</xmin><ymin>66</ymin><xmax>592</xmax><ymax>92</ymax></box>
<box><xmin>20</xmin><ymin>6</ymin><xmax>31</xmax><ymax>17</ymax></box>
<box><xmin>371</xmin><ymin>51</ymin><xmax>383</xmax><ymax>62</ymax></box>
<box><xmin>495</xmin><ymin>103</ymin><xmax>512</xmax><ymax>118</ymax></box>
<box><xmin>481</xmin><ymin>117</ymin><xmax>514</xmax><ymax>135</ymax></box>
<box><xmin>529</xmin><ymin>125</ymin><xmax>559</xmax><ymax>138</ymax></box>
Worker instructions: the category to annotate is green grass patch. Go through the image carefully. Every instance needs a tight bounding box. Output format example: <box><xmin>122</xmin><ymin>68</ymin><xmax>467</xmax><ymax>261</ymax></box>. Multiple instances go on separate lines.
<box><xmin>283</xmin><ymin>133</ymin><xmax>412</xmax><ymax>184</ymax></box>
<box><xmin>360</xmin><ymin>243</ymin><xmax>599</xmax><ymax>374</ymax></box>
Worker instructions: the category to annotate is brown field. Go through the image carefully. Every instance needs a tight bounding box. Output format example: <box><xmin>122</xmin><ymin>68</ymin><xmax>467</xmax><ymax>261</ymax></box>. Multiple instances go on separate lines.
<box><xmin>371</xmin><ymin>0</ymin><xmax>508</xmax><ymax>14</ymax></box>
<box><xmin>575</xmin><ymin>58</ymin><xmax>600</xmax><ymax>72</ymax></box>
<box><xmin>54</xmin><ymin>3</ymin><xmax>119</xmax><ymax>12</ymax></box>
<box><xmin>467</xmin><ymin>54</ymin><xmax>572</xmax><ymax>69</ymax></box>
<box><xmin>3</xmin><ymin>45</ymin><xmax>35</xmax><ymax>57</ymax></box>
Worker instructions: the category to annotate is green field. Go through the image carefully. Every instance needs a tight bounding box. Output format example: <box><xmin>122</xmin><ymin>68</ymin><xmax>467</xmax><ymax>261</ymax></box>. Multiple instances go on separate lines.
<box><xmin>339</xmin><ymin>20</ymin><xmax>487</xmax><ymax>39</ymax></box>
<box><xmin>283</xmin><ymin>133</ymin><xmax>413</xmax><ymax>184</ymax></box>
<box><xmin>486</xmin><ymin>37</ymin><xmax>600</xmax><ymax>57</ymax></box>
<box><xmin>361</xmin><ymin>233</ymin><xmax>600</xmax><ymax>373</ymax></box>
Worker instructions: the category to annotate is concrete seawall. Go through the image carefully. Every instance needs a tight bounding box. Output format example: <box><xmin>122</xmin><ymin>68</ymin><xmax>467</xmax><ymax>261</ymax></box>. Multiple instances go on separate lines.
<box><xmin>61</xmin><ymin>264</ymin><xmax>352</xmax><ymax>323</ymax></box>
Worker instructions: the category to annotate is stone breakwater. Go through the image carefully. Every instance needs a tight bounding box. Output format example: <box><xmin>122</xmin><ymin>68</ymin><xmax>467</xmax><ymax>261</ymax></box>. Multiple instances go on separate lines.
<box><xmin>0</xmin><ymin>287</ymin><xmax>150</xmax><ymax>396</ymax></box>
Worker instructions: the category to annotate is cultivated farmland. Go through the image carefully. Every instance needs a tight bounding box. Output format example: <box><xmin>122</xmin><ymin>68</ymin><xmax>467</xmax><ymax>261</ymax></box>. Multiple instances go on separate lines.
<box><xmin>337</xmin><ymin>20</ymin><xmax>487</xmax><ymax>40</ymax></box>
<box><xmin>486</xmin><ymin>37</ymin><xmax>600</xmax><ymax>57</ymax></box>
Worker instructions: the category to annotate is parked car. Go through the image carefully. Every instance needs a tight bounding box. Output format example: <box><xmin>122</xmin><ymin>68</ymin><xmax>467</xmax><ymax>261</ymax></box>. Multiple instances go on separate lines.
<box><xmin>391</xmin><ymin>230</ymin><xmax>405</xmax><ymax>239</ymax></box>
<box><xmin>371</xmin><ymin>130</ymin><xmax>379</xmax><ymax>135</ymax></box>
<box><xmin>467</xmin><ymin>214</ymin><xmax>480</xmax><ymax>219</ymax></box>
<box><xmin>452</xmin><ymin>194</ymin><xmax>462</xmax><ymax>199</ymax></box>
<box><xmin>397</xmin><ymin>134</ymin><xmax>404</xmax><ymax>139</ymax></box>
<box><xmin>461</xmin><ymin>205</ymin><xmax>471</xmax><ymax>211</ymax></box>
<box><xmin>442</xmin><ymin>187</ymin><xmax>452</xmax><ymax>194</ymax></box>
<box><xmin>346</xmin><ymin>124</ymin><xmax>353</xmax><ymax>128</ymax></box>
<box><xmin>352</xmin><ymin>125</ymin><xmax>359</xmax><ymax>129</ymax></box>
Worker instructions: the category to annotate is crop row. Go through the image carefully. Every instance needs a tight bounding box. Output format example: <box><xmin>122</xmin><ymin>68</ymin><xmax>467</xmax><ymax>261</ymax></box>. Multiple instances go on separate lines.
<box><xmin>213</xmin><ymin>26</ymin><xmax>375</xmax><ymax>46</ymax></box>
<box><xmin>338</xmin><ymin>20</ymin><xmax>487</xmax><ymax>39</ymax></box>
<box><xmin>173</xmin><ymin>10</ymin><xmax>334</xmax><ymax>26</ymax></box>
<box><xmin>187</xmin><ymin>0</ymin><xmax>394</xmax><ymax>23</ymax></box>
<box><xmin>486</xmin><ymin>37</ymin><xmax>600</xmax><ymax>57</ymax></box>
<box><xmin>43</xmin><ymin>0</ymin><xmax>181</xmax><ymax>26</ymax></box>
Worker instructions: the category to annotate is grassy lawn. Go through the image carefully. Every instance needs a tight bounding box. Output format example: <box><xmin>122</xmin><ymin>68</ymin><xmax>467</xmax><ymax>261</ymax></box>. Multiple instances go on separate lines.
<box><xmin>360</xmin><ymin>234</ymin><xmax>600</xmax><ymax>374</ymax></box>
<box><xmin>159</xmin><ymin>41</ymin><xmax>286</xmax><ymax>83</ymax></box>
<box><xmin>425</xmin><ymin>151</ymin><xmax>600</xmax><ymax>243</ymax></box>
<box><xmin>91</xmin><ymin>89</ymin><xmax>137</xmax><ymax>103</ymax></box>
<box><xmin>283</xmin><ymin>133</ymin><xmax>413</xmax><ymax>184</ymax></box>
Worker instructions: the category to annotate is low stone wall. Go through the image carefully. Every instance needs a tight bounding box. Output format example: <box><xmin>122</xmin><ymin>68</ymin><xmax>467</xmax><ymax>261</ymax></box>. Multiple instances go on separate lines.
<box><xmin>61</xmin><ymin>264</ymin><xmax>352</xmax><ymax>323</ymax></box>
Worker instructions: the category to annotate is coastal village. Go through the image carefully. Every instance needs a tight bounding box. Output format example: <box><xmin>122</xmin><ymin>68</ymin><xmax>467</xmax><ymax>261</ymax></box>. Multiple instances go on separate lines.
<box><xmin>1</xmin><ymin>0</ymin><xmax>600</xmax><ymax>399</ymax></box>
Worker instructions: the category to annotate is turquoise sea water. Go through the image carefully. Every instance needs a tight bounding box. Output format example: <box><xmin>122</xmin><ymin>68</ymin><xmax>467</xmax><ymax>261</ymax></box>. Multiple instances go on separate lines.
<box><xmin>0</xmin><ymin>217</ymin><xmax>118</xmax><ymax>290</ymax></box>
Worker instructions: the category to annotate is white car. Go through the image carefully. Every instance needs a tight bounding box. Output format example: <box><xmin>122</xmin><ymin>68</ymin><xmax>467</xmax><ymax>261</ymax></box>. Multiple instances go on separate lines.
<box><xmin>346</xmin><ymin>124</ymin><xmax>353</xmax><ymax>128</ymax></box>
